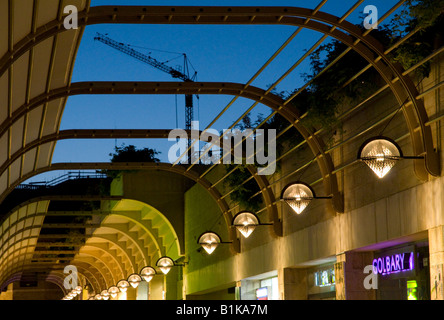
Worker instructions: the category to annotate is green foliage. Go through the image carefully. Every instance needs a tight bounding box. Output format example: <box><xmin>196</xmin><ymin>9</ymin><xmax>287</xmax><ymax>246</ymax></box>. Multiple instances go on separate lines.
<box><xmin>109</xmin><ymin>144</ymin><xmax>161</xmax><ymax>162</ymax></box>
<box><xmin>386</xmin><ymin>0</ymin><xmax>444</xmax><ymax>77</ymax></box>
<box><xmin>104</xmin><ymin>144</ymin><xmax>160</xmax><ymax>178</ymax></box>
<box><xmin>300</xmin><ymin>35</ymin><xmax>387</xmax><ymax>129</ymax></box>
<box><xmin>222</xmin><ymin>0</ymin><xmax>443</xmax><ymax>211</ymax></box>
<box><xmin>224</xmin><ymin>163</ymin><xmax>262</xmax><ymax>211</ymax></box>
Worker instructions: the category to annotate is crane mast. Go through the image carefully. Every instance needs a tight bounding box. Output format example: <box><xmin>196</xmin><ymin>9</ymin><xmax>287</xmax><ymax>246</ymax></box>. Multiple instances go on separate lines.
<box><xmin>94</xmin><ymin>33</ymin><xmax>197</xmax><ymax>162</ymax></box>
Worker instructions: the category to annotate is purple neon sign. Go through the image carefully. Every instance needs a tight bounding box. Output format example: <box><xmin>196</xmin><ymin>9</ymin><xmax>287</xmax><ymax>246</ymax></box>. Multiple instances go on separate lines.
<box><xmin>372</xmin><ymin>252</ymin><xmax>414</xmax><ymax>276</ymax></box>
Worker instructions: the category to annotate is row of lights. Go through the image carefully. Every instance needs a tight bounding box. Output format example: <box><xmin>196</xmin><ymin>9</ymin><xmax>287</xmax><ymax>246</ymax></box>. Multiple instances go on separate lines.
<box><xmin>63</xmin><ymin>136</ymin><xmax>417</xmax><ymax>295</ymax></box>
<box><xmin>63</xmin><ymin>256</ymin><xmax>180</xmax><ymax>300</ymax></box>
<box><xmin>198</xmin><ymin>136</ymin><xmax>418</xmax><ymax>254</ymax></box>
<box><xmin>62</xmin><ymin>286</ymin><xmax>83</xmax><ymax>300</ymax></box>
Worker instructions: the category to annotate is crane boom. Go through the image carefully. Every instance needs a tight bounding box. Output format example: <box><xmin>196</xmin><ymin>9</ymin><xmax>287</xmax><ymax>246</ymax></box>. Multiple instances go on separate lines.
<box><xmin>94</xmin><ymin>33</ymin><xmax>196</xmax><ymax>133</ymax></box>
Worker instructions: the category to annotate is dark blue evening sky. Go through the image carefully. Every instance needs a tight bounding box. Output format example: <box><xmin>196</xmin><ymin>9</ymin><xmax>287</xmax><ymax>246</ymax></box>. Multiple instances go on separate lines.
<box><xmin>28</xmin><ymin>0</ymin><xmax>402</xmax><ymax>183</ymax></box>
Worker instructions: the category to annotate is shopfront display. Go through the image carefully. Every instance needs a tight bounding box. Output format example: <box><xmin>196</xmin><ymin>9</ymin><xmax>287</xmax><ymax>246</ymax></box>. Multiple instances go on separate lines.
<box><xmin>373</xmin><ymin>243</ymin><xmax>430</xmax><ymax>300</ymax></box>
<box><xmin>240</xmin><ymin>271</ymin><xmax>279</xmax><ymax>300</ymax></box>
<box><xmin>308</xmin><ymin>264</ymin><xmax>336</xmax><ymax>300</ymax></box>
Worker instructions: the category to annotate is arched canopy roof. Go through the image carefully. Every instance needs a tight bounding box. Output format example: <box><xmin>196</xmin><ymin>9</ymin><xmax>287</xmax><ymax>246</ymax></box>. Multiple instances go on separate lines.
<box><xmin>1</xmin><ymin>1</ymin><xmax>441</xmax><ymax>296</ymax></box>
<box><xmin>0</xmin><ymin>196</ymin><xmax>183</xmax><ymax>292</ymax></box>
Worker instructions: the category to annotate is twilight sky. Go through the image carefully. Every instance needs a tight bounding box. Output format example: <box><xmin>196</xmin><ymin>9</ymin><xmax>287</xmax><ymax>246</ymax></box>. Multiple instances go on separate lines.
<box><xmin>26</xmin><ymin>0</ymin><xmax>403</xmax><ymax>183</ymax></box>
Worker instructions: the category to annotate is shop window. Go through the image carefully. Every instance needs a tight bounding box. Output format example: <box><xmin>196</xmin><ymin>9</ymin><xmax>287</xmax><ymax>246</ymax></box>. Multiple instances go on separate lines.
<box><xmin>314</xmin><ymin>268</ymin><xmax>335</xmax><ymax>287</ymax></box>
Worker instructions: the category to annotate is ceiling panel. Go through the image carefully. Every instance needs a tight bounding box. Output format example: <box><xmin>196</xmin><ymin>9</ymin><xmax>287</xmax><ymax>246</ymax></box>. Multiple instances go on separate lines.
<box><xmin>12</xmin><ymin>0</ymin><xmax>34</xmax><ymax>46</ymax></box>
<box><xmin>0</xmin><ymin>0</ymin><xmax>90</xmax><ymax>200</ymax></box>
<box><xmin>0</xmin><ymin>1</ymin><xmax>9</xmax><ymax>58</ymax></box>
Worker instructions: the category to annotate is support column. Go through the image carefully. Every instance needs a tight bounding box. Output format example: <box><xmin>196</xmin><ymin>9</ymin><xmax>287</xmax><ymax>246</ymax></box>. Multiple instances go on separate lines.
<box><xmin>335</xmin><ymin>251</ymin><xmax>376</xmax><ymax>300</ymax></box>
<box><xmin>278</xmin><ymin>267</ymin><xmax>308</xmax><ymax>300</ymax></box>
<box><xmin>165</xmin><ymin>267</ymin><xmax>179</xmax><ymax>300</ymax></box>
<box><xmin>126</xmin><ymin>286</ymin><xmax>137</xmax><ymax>300</ymax></box>
<box><xmin>235</xmin><ymin>281</ymin><xmax>241</xmax><ymax>300</ymax></box>
<box><xmin>81</xmin><ymin>288</ymin><xmax>89</xmax><ymax>300</ymax></box>
<box><xmin>428</xmin><ymin>226</ymin><xmax>444</xmax><ymax>300</ymax></box>
<box><xmin>137</xmin><ymin>281</ymin><xmax>149</xmax><ymax>300</ymax></box>
<box><xmin>150</xmin><ymin>275</ymin><xmax>165</xmax><ymax>300</ymax></box>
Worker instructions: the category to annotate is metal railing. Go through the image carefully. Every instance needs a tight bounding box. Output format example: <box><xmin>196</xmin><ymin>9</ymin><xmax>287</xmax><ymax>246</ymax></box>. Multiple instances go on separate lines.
<box><xmin>17</xmin><ymin>171</ymin><xmax>108</xmax><ymax>190</ymax></box>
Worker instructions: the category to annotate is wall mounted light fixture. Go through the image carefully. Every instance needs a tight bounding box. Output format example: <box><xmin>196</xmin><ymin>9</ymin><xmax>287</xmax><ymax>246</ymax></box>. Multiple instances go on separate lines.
<box><xmin>101</xmin><ymin>289</ymin><xmax>110</xmax><ymax>300</ymax></box>
<box><xmin>198</xmin><ymin>231</ymin><xmax>222</xmax><ymax>254</ymax></box>
<box><xmin>197</xmin><ymin>231</ymin><xmax>235</xmax><ymax>255</ymax></box>
<box><xmin>156</xmin><ymin>256</ymin><xmax>175</xmax><ymax>275</ymax></box>
<box><xmin>281</xmin><ymin>181</ymin><xmax>332</xmax><ymax>214</ymax></box>
<box><xmin>108</xmin><ymin>286</ymin><xmax>120</xmax><ymax>299</ymax></box>
<box><xmin>232</xmin><ymin>211</ymin><xmax>272</xmax><ymax>238</ymax></box>
<box><xmin>127</xmin><ymin>273</ymin><xmax>142</xmax><ymax>288</ymax></box>
<box><xmin>140</xmin><ymin>266</ymin><xmax>157</xmax><ymax>282</ymax></box>
<box><xmin>116</xmin><ymin>279</ymin><xmax>130</xmax><ymax>293</ymax></box>
<box><xmin>358</xmin><ymin>136</ymin><xmax>423</xmax><ymax>179</ymax></box>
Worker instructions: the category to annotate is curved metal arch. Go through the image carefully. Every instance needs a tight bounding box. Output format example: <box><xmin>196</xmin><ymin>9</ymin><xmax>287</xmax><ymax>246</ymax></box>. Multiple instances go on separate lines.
<box><xmin>2</xmin><ymin>161</ymin><xmax>242</xmax><ymax>253</ymax></box>
<box><xmin>101</xmin><ymin>221</ymin><xmax>162</xmax><ymax>266</ymax></box>
<box><xmin>73</xmin><ymin>253</ymin><xmax>115</xmax><ymax>290</ymax></box>
<box><xmin>0</xmin><ymin>225</ymin><xmax>43</xmax><ymax>263</ymax></box>
<box><xmin>0</xmin><ymin>261</ymin><xmax>102</xmax><ymax>295</ymax></box>
<box><xmin>0</xmin><ymin>233</ymin><xmax>42</xmax><ymax>283</ymax></box>
<box><xmin>103</xmin><ymin>211</ymin><xmax>166</xmax><ymax>263</ymax></box>
<box><xmin>0</xmin><ymin>5</ymin><xmax>437</xmax><ymax>181</ymax></box>
<box><xmin>0</xmin><ymin>128</ymin><xmax>276</xmax><ymax>245</ymax></box>
<box><xmin>0</xmin><ymin>227</ymin><xmax>115</xmax><ymax>292</ymax></box>
<box><xmin>67</xmin><ymin>260</ymin><xmax>107</xmax><ymax>293</ymax></box>
<box><xmin>79</xmin><ymin>244</ymin><xmax>126</xmax><ymax>283</ymax></box>
<box><xmin>67</xmin><ymin>263</ymin><xmax>103</xmax><ymax>295</ymax></box>
<box><xmin>46</xmin><ymin>270</ymin><xmax>87</xmax><ymax>296</ymax></box>
<box><xmin>45</xmin><ymin>275</ymin><xmax>69</xmax><ymax>297</ymax></box>
<box><xmin>0</xmin><ymin>80</ymin><xmax>335</xmax><ymax>225</ymax></box>
<box><xmin>0</xmin><ymin>198</ymin><xmax>178</xmax><ymax>273</ymax></box>
<box><xmin>106</xmin><ymin>200</ymin><xmax>182</xmax><ymax>260</ymax></box>
<box><xmin>0</xmin><ymin>273</ymin><xmax>21</xmax><ymax>291</ymax></box>
<box><xmin>1</xmin><ymin>239</ymin><xmax>126</xmax><ymax>292</ymax></box>
<box><xmin>0</xmin><ymin>236</ymin><xmax>40</xmax><ymax>266</ymax></box>
<box><xmin>91</xmin><ymin>224</ymin><xmax>150</xmax><ymax>269</ymax></box>
<box><xmin>87</xmin><ymin>234</ymin><xmax>138</xmax><ymax>275</ymax></box>
<box><xmin>46</xmin><ymin>271</ymin><xmax>88</xmax><ymax>297</ymax></box>
<box><xmin>2</xmin><ymin>87</ymin><xmax>285</xmax><ymax>231</ymax></box>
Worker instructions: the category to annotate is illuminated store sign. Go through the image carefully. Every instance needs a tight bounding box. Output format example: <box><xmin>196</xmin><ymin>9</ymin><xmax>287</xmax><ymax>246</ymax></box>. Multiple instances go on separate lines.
<box><xmin>372</xmin><ymin>252</ymin><xmax>414</xmax><ymax>275</ymax></box>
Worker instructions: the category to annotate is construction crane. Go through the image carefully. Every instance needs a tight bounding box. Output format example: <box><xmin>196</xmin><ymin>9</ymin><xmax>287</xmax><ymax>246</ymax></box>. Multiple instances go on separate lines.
<box><xmin>94</xmin><ymin>33</ymin><xmax>198</xmax><ymax>161</ymax></box>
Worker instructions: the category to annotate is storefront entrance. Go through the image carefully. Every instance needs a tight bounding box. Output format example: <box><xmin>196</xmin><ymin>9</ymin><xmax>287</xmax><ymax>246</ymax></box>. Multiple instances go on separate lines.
<box><xmin>374</xmin><ymin>242</ymin><xmax>430</xmax><ymax>300</ymax></box>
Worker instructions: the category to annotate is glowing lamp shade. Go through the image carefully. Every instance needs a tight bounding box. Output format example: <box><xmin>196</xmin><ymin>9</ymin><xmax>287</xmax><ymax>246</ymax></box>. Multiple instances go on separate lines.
<box><xmin>108</xmin><ymin>286</ymin><xmax>120</xmax><ymax>299</ymax></box>
<box><xmin>95</xmin><ymin>294</ymin><xmax>102</xmax><ymax>300</ymax></box>
<box><xmin>75</xmin><ymin>286</ymin><xmax>83</xmax><ymax>294</ymax></box>
<box><xmin>156</xmin><ymin>256</ymin><xmax>175</xmax><ymax>275</ymax></box>
<box><xmin>116</xmin><ymin>279</ymin><xmax>130</xmax><ymax>293</ymax></box>
<box><xmin>101</xmin><ymin>289</ymin><xmax>110</xmax><ymax>300</ymax></box>
<box><xmin>232</xmin><ymin>211</ymin><xmax>260</xmax><ymax>238</ymax></box>
<box><xmin>127</xmin><ymin>273</ymin><xmax>142</xmax><ymax>288</ymax></box>
<box><xmin>281</xmin><ymin>182</ymin><xmax>314</xmax><ymax>214</ymax></box>
<box><xmin>358</xmin><ymin>137</ymin><xmax>402</xmax><ymax>178</ymax></box>
<box><xmin>140</xmin><ymin>266</ymin><xmax>156</xmax><ymax>282</ymax></box>
<box><xmin>198</xmin><ymin>232</ymin><xmax>221</xmax><ymax>254</ymax></box>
